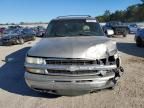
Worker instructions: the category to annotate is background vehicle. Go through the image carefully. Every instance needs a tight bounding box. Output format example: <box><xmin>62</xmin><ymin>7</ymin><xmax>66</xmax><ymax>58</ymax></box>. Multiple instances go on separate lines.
<box><xmin>24</xmin><ymin>15</ymin><xmax>124</xmax><ymax>96</ymax></box>
<box><xmin>135</xmin><ymin>28</ymin><xmax>144</xmax><ymax>47</ymax></box>
<box><xmin>0</xmin><ymin>27</ymin><xmax>6</xmax><ymax>38</ymax></box>
<box><xmin>36</xmin><ymin>26</ymin><xmax>46</xmax><ymax>37</ymax></box>
<box><xmin>1</xmin><ymin>28</ymin><xmax>36</xmax><ymax>45</ymax></box>
<box><xmin>0</xmin><ymin>27</ymin><xmax>6</xmax><ymax>34</ymax></box>
<box><xmin>128</xmin><ymin>24</ymin><xmax>138</xmax><ymax>34</ymax></box>
<box><xmin>103</xmin><ymin>21</ymin><xmax>129</xmax><ymax>37</ymax></box>
<box><xmin>32</xmin><ymin>26</ymin><xmax>46</xmax><ymax>37</ymax></box>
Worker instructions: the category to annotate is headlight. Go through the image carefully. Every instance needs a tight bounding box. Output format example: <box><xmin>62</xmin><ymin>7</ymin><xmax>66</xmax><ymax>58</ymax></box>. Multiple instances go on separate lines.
<box><xmin>25</xmin><ymin>56</ymin><xmax>45</xmax><ymax>64</ymax></box>
<box><xmin>109</xmin><ymin>49</ymin><xmax>118</xmax><ymax>55</ymax></box>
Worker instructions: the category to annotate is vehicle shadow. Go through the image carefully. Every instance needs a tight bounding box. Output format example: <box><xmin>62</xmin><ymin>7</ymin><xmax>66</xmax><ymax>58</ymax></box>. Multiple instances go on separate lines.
<box><xmin>0</xmin><ymin>47</ymin><xmax>59</xmax><ymax>99</ymax></box>
<box><xmin>117</xmin><ymin>42</ymin><xmax>144</xmax><ymax>58</ymax></box>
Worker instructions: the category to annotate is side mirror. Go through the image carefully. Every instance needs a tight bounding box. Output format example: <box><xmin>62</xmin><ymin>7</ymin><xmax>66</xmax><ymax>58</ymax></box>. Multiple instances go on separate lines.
<box><xmin>106</xmin><ymin>29</ymin><xmax>114</xmax><ymax>36</ymax></box>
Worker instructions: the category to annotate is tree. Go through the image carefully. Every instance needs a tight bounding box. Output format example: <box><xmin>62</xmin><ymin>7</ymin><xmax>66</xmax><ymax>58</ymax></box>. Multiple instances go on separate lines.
<box><xmin>103</xmin><ymin>10</ymin><xmax>111</xmax><ymax>21</ymax></box>
<box><xmin>96</xmin><ymin>2</ymin><xmax>144</xmax><ymax>22</ymax></box>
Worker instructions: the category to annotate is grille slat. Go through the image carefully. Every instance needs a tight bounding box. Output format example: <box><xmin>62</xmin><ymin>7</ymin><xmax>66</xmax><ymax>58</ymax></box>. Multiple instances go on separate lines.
<box><xmin>45</xmin><ymin>57</ymin><xmax>115</xmax><ymax>75</ymax></box>
<box><xmin>47</xmin><ymin>69</ymin><xmax>100</xmax><ymax>76</ymax></box>
<box><xmin>46</xmin><ymin>59</ymin><xmax>99</xmax><ymax>65</ymax></box>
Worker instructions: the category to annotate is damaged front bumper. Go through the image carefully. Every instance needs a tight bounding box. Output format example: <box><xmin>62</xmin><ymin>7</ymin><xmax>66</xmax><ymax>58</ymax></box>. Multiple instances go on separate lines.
<box><xmin>25</xmin><ymin>62</ymin><xmax>124</xmax><ymax>95</ymax></box>
<box><xmin>25</xmin><ymin>71</ymin><xmax>116</xmax><ymax>96</ymax></box>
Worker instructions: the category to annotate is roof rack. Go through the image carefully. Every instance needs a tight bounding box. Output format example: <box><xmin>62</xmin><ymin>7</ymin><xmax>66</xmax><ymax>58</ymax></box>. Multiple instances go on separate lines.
<box><xmin>57</xmin><ymin>15</ymin><xmax>91</xmax><ymax>18</ymax></box>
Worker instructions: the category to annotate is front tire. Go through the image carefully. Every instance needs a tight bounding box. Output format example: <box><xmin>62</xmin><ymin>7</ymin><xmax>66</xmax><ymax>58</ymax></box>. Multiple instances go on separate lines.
<box><xmin>136</xmin><ymin>37</ymin><xmax>143</xmax><ymax>47</ymax></box>
<box><xmin>19</xmin><ymin>38</ymin><xmax>24</xmax><ymax>44</ymax></box>
<box><xmin>123</xmin><ymin>34</ymin><xmax>126</xmax><ymax>37</ymax></box>
<box><xmin>32</xmin><ymin>36</ymin><xmax>36</xmax><ymax>40</ymax></box>
<box><xmin>123</xmin><ymin>29</ymin><xmax>128</xmax><ymax>37</ymax></box>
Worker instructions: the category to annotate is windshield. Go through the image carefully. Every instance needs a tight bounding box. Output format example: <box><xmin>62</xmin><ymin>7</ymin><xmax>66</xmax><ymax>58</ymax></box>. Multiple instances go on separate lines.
<box><xmin>45</xmin><ymin>19</ymin><xmax>104</xmax><ymax>37</ymax></box>
<box><xmin>22</xmin><ymin>29</ymin><xmax>35</xmax><ymax>34</ymax></box>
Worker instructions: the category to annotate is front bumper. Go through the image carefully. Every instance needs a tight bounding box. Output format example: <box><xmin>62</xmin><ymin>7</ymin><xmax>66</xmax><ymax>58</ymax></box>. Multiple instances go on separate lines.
<box><xmin>25</xmin><ymin>71</ymin><xmax>116</xmax><ymax>95</ymax></box>
<box><xmin>2</xmin><ymin>39</ymin><xmax>17</xmax><ymax>45</ymax></box>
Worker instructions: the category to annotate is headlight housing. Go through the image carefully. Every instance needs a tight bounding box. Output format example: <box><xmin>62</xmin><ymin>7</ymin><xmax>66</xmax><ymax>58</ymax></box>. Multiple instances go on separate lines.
<box><xmin>86</xmin><ymin>44</ymin><xmax>107</xmax><ymax>59</ymax></box>
<box><xmin>107</xmin><ymin>41</ymin><xmax>118</xmax><ymax>55</ymax></box>
<box><xmin>25</xmin><ymin>56</ymin><xmax>45</xmax><ymax>64</ymax></box>
<box><xmin>109</xmin><ymin>48</ymin><xmax>118</xmax><ymax>55</ymax></box>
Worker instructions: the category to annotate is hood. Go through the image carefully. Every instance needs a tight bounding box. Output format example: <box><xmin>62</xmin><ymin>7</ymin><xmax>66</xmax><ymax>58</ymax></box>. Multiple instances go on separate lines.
<box><xmin>28</xmin><ymin>36</ymin><xmax>117</xmax><ymax>59</ymax></box>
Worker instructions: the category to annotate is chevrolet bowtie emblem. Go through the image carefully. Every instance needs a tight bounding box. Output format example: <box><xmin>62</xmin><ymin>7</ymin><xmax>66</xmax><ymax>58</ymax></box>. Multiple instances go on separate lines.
<box><xmin>68</xmin><ymin>66</ymin><xmax>77</xmax><ymax>71</ymax></box>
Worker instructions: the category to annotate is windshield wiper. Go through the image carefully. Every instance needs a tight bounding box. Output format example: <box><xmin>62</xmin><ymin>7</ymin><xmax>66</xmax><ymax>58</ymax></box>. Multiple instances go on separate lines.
<box><xmin>78</xmin><ymin>33</ymin><xmax>92</xmax><ymax>36</ymax></box>
<box><xmin>75</xmin><ymin>32</ymin><xmax>95</xmax><ymax>36</ymax></box>
<box><xmin>54</xmin><ymin>34</ymin><xmax>66</xmax><ymax>37</ymax></box>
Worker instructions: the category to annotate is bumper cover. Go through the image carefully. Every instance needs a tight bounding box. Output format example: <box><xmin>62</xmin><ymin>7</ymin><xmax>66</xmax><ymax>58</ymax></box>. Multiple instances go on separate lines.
<box><xmin>25</xmin><ymin>63</ymin><xmax>117</xmax><ymax>71</ymax></box>
<box><xmin>25</xmin><ymin>71</ymin><xmax>116</xmax><ymax>95</ymax></box>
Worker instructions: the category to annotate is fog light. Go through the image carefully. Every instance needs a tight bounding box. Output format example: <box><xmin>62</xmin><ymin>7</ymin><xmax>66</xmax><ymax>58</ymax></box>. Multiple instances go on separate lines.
<box><xmin>26</xmin><ymin>68</ymin><xmax>45</xmax><ymax>74</ymax></box>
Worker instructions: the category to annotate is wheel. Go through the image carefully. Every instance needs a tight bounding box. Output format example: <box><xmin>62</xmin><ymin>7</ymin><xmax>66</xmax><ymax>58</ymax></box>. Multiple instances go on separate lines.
<box><xmin>128</xmin><ymin>28</ymin><xmax>131</xmax><ymax>34</ymax></box>
<box><xmin>15</xmin><ymin>39</ymin><xmax>20</xmax><ymax>44</ymax></box>
<box><xmin>136</xmin><ymin>37</ymin><xmax>143</xmax><ymax>47</ymax></box>
<box><xmin>123</xmin><ymin>34</ymin><xmax>126</xmax><ymax>37</ymax></box>
<box><xmin>32</xmin><ymin>36</ymin><xmax>36</xmax><ymax>40</ymax></box>
<box><xmin>19</xmin><ymin>38</ymin><xmax>24</xmax><ymax>44</ymax></box>
<box><xmin>108</xmin><ymin>86</ymin><xmax>115</xmax><ymax>90</ymax></box>
<box><xmin>107</xmin><ymin>82</ymin><xmax>116</xmax><ymax>90</ymax></box>
<box><xmin>123</xmin><ymin>30</ymin><xmax>128</xmax><ymax>37</ymax></box>
<box><xmin>41</xmin><ymin>33</ymin><xmax>44</xmax><ymax>37</ymax></box>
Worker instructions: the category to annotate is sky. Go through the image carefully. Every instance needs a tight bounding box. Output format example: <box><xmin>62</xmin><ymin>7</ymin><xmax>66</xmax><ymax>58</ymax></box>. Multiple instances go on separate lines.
<box><xmin>0</xmin><ymin>0</ymin><xmax>141</xmax><ymax>23</ymax></box>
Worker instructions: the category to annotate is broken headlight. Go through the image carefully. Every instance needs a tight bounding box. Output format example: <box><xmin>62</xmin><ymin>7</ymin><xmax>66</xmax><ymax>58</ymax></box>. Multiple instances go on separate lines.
<box><xmin>109</xmin><ymin>49</ymin><xmax>118</xmax><ymax>55</ymax></box>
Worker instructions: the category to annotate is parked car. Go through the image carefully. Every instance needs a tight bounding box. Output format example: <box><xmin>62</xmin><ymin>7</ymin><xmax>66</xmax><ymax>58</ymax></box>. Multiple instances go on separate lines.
<box><xmin>135</xmin><ymin>28</ymin><xmax>144</xmax><ymax>47</ymax></box>
<box><xmin>0</xmin><ymin>27</ymin><xmax>6</xmax><ymax>34</ymax></box>
<box><xmin>103</xmin><ymin>21</ymin><xmax>129</xmax><ymax>37</ymax></box>
<box><xmin>1</xmin><ymin>28</ymin><xmax>36</xmax><ymax>45</ymax></box>
<box><xmin>0</xmin><ymin>27</ymin><xmax>6</xmax><ymax>38</ymax></box>
<box><xmin>8</xmin><ymin>25</ymin><xmax>23</xmax><ymax>30</ymax></box>
<box><xmin>33</xmin><ymin>26</ymin><xmax>46</xmax><ymax>37</ymax></box>
<box><xmin>128</xmin><ymin>24</ymin><xmax>138</xmax><ymax>34</ymax></box>
<box><xmin>24</xmin><ymin>15</ymin><xmax>124</xmax><ymax>96</ymax></box>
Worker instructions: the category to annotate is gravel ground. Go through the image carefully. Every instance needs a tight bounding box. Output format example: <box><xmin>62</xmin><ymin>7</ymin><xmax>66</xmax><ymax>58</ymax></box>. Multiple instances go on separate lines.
<box><xmin>0</xmin><ymin>35</ymin><xmax>144</xmax><ymax>108</ymax></box>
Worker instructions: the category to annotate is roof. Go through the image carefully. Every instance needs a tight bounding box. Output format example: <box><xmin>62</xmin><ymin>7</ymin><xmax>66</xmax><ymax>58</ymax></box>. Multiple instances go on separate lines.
<box><xmin>52</xmin><ymin>15</ymin><xmax>97</xmax><ymax>21</ymax></box>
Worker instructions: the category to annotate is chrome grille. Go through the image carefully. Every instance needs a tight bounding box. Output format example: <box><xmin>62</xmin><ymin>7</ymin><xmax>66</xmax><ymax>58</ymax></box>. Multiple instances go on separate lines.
<box><xmin>46</xmin><ymin>59</ymin><xmax>98</xmax><ymax>65</ymax></box>
<box><xmin>45</xmin><ymin>57</ymin><xmax>116</xmax><ymax>75</ymax></box>
<box><xmin>45</xmin><ymin>56</ymin><xmax>115</xmax><ymax>65</ymax></box>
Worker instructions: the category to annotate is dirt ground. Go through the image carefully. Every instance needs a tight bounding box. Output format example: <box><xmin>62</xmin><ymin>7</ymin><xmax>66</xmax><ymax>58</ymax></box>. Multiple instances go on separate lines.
<box><xmin>0</xmin><ymin>35</ymin><xmax>144</xmax><ymax>108</ymax></box>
